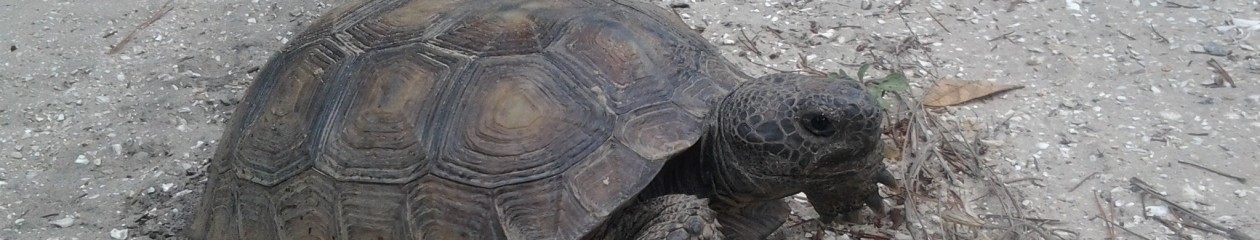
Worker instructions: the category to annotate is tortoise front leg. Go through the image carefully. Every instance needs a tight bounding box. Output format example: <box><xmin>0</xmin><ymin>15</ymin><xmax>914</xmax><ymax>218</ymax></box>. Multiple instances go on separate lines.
<box><xmin>714</xmin><ymin>199</ymin><xmax>789</xmax><ymax>239</ymax></box>
<box><xmin>591</xmin><ymin>194</ymin><xmax>723</xmax><ymax>240</ymax></box>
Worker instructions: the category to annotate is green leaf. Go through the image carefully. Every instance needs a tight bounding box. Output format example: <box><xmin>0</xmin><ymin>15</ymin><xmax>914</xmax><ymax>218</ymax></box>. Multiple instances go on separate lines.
<box><xmin>867</xmin><ymin>88</ymin><xmax>882</xmax><ymax>98</ymax></box>
<box><xmin>856</xmin><ymin>64</ymin><xmax>871</xmax><ymax>82</ymax></box>
<box><xmin>876</xmin><ymin>71</ymin><xmax>909</xmax><ymax>93</ymax></box>
<box><xmin>863</xmin><ymin>69</ymin><xmax>908</xmax><ymax>111</ymax></box>
<box><xmin>867</xmin><ymin>88</ymin><xmax>891</xmax><ymax>109</ymax></box>
<box><xmin>829</xmin><ymin>70</ymin><xmax>849</xmax><ymax>81</ymax></box>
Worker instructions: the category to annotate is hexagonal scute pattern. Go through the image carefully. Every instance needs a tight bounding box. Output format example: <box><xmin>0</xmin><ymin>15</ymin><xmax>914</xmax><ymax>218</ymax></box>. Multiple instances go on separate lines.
<box><xmin>192</xmin><ymin>0</ymin><xmax>746</xmax><ymax>239</ymax></box>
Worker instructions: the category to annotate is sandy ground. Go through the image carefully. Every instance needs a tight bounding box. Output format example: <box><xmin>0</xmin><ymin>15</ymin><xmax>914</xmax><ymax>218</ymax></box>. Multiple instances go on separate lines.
<box><xmin>1</xmin><ymin>0</ymin><xmax>1258</xmax><ymax>239</ymax></box>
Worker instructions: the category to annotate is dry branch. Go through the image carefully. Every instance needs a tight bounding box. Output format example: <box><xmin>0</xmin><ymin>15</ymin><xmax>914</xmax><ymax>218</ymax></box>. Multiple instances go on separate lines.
<box><xmin>109</xmin><ymin>0</ymin><xmax>176</xmax><ymax>54</ymax></box>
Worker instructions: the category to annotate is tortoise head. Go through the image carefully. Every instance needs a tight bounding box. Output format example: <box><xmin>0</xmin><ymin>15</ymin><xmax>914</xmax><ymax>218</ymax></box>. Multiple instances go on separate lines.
<box><xmin>709</xmin><ymin>72</ymin><xmax>886</xmax><ymax>220</ymax></box>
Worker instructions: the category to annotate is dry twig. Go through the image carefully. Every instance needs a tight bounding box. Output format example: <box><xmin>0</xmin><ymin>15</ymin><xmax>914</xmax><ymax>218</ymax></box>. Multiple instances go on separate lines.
<box><xmin>1129</xmin><ymin>177</ymin><xmax>1255</xmax><ymax>240</ymax></box>
<box><xmin>1117</xmin><ymin>30</ymin><xmax>1137</xmax><ymax>40</ymax></box>
<box><xmin>1205</xmin><ymin>59</ymin><xmax>1238</xmax><ymax>88</ymax></box>
<box><xmin>1154</xmin><ymin>217</ymin><xmax>1193</xmax><ymax>239</ymax></box>
<box><xmin>109</xmin><ymin>0</ymin><xmax>176</xmax><ymax>54</ymax></box>
<box><xmin>1165</xmin><ymin>1</ymin><xmax>1200</xmax><ymax>8</ymax></box>
<box><xmin>735</xmin><ymin>28</ymin><xmax>763</xmax><ymax>56</ymax></box>
<box><xmin>1099</xmin><ymin>218</ymin><xmax>1154</xmax><ymax>240</ymax></box>
<box><xmin>1092</xmin><ymin>192</ymin><xmax>1118</xmax><ymax>240</ymax></box>
<box><xmin>1068</xmin><ymin>172</ymin><xmax>1099</xmax><ymax>192</ymax></box>
<box><xmin>1177</xmin><ymin>160</ymin><xmax>1247</xmax><ymax>183</ymax></box>
<box><xmin>796</xmin><ymin>53</ymin><xmax>827</xmax><ymax>77</ymax></box>
<box><xmin>1149</xmin><ymin>24</ymin><xmax>1169</xmax><ymax>43</ymax></box>
<box><xmin>926</xmin><ymin>10</ymin><xmax>950</xmax><ymax>33</ymax></box>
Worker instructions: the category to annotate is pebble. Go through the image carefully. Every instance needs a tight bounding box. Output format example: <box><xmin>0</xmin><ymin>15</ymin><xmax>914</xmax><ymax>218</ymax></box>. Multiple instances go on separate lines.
<box><xmin>1159</xmin><ymin>111</ymin><xmax>1182</xmax><ymax>121</ymax></box>
<box><xmin>1145</xmin><ymin>206</ymin><xmax>1170</xmax><ymax>217</ymax></box>
<box><xmin>7</xmin><ymin>151</ymin><xmax>21</xmax><ymax>159</ymax></box>
<box><xmin>817</xmin><ymin>28</ymin><xmax>837</xmax><ymax>39</ymax></box>
<box><xmin>1026</xmin><ymin>56</ymin><xmax>1044</xmax><ymax>66</ymax></box>
<box><xmin>74</xmin><ymin>155</ymin><xmax>90</xmax><ymax>164</ymax></box>
<box><xmin>110</xmin><ymin>228</ymin><xmax>128</xmax><ymax>239</ymax></box>
<box><xmin>49</xmin><ymin>216</ymin><xmax>75</xmax><ymax>228</ymax></box>
<box><xmin>1200</xmin><ymin>42</ymin><xmax>1231</xmax><ymax>56</ymax></box>
<box><xmin>1035</xmin><ymin>142</ymin><xmax>1050</xmax><ymax>149</ymax></box>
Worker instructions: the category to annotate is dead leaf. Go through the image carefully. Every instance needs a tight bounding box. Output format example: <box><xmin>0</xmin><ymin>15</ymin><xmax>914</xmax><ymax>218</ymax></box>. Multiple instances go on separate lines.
<box><xmin>880</xmin><ymin>140</ymin><xmax>901</xmax><ymax>161</ymax></box>
<box><xmin>923</xmin><ymin>79</ymin><xmax>1024</xmax><ymax>107</ymax></box>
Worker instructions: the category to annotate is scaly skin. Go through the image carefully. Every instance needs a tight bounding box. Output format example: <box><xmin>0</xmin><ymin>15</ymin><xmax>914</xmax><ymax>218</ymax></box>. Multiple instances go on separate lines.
<box><xmin>618</xmin><ymin>73</ymin><xmax>894</xmax><ymax>239</ymax></box>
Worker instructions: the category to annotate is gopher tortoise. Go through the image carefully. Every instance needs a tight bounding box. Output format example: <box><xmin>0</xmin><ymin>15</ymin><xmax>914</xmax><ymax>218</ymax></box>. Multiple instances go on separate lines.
<box><xmin>191</xmin><ymin>0</ymin><xmax>895</xmax><ymax>239</ymax></box>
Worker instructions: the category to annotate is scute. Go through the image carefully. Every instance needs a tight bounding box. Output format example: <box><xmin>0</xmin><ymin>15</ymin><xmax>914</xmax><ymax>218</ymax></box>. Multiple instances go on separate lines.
<box><xmin>272</xmin><ymin>171</ymin><xmax>338</xmax><ymax>239</ymax></box>
<box><xmin>315</xmin><ymin>43</ymin><xmax>460</xmax><ymax>183</ymax></box>
<box><xmin>229</xmin><ymin>39</ymin><xmax>347</xmax><ymax>186</ymax></box>
<box><xmin>193</xmin><ymin>0</ymin><xmax>745</xmax><ymax>239</ymax></box>
<box><xmin>433</xmin><ymin>55</ymin><xmax>613</xmax><ymax>188</ymax></box>
<box><xmin>337</xmin><ymin>183</ymin><xmax>410</xmax><ymax>238</ymax></box>
<box><xmin>616</xmin><ymin>105</ymin><xmax>703</xmax><ymax>160</ymax></box>
<box><xmin>546</xmin><ymin>12</ymin><xmax>673</xmax><ymax>115</ymax></box>
<box><xmin>349</xmin><ymin>0</ymin><xmax>457</xmax><ymax>47</ymax></box>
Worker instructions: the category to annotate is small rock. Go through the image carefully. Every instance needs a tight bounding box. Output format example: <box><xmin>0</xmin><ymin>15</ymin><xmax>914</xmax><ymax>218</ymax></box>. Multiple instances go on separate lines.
<box><xmin>49</xmin><ymin>216</ymin><xmax>75</xmax><ymax>228</ymax></box>
<box><xmin>1026</xmin><ymin>56</ymin><xmax>1044</xmax><ymax>66</ymax></box>
<box><xmin>74</xmin><ymin>155</ymin><xmax>90</xmax><ymax>164</ymax></box>
<box><xmin>1159</xmin><ymin>111</ymin><xmax>1182</xmax><ymax>121</ymax></box>
<box><xmin>7</xmin><ymin>151</ymin><xmax>21</xmax><ymax>159</ymax></box>
<box><xmin>1035</xmin><ymin>142</ymin><xmax>1050</xmax><ymax>149</ymax></box>
<box><xmin>1200</xmin><ymin>42</ymin><xmax>1231</xmax><ymax>56</ymax></box>
<box><xmin>1145</xmin><ymin>205</ymin><xmax>1170</xmax><ymax>217</ymax></box>
<box><xmin>110</xmin><ymin>228</ymin><xmax>128</xmax><ymax>239</ymax></box>
<box><xmin>817</xmin><ymin>29</ymin><xmax>837</xmax><ymax>39</ymax></box>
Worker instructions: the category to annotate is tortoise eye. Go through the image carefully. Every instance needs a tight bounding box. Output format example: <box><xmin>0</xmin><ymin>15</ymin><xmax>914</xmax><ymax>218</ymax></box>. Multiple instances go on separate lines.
<box><xmin>802</xmin><ymin>114</ymin><xmax>836</xmax><ymax>137</ymax></box>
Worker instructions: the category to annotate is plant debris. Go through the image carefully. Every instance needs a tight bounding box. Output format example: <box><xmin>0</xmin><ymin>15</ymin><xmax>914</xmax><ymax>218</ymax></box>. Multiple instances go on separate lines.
<box><xmin>922</xmin><ymin>79</ymin><xmax>1024</xmax><ymax>107</ymax></box>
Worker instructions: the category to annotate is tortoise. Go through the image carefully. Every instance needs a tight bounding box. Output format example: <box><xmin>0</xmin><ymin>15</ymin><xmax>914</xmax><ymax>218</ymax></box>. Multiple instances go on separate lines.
<box><xmin>190</xmin><ymin>0</ymin><xmax>896</xmax><ymax>239</ymax></box>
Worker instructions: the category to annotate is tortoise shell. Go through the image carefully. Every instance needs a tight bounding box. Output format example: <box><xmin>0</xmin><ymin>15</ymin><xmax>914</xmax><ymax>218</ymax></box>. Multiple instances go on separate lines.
<box><xmin>192</xmin><ymin>0</ymin><xmax>748</xmax><ymax>239</ymax></box>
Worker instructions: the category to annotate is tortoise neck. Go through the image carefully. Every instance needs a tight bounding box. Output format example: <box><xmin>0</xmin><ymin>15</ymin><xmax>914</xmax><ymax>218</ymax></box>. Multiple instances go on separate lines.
<box><xmin>636</xmin><ymin>128</ymin><xmax>796</xmax><ymax>210</ymax></box>
<box><xmin>699</xmin><ymin>131</ymin><xmax>799</xmax><ymax>209</ymax></box>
